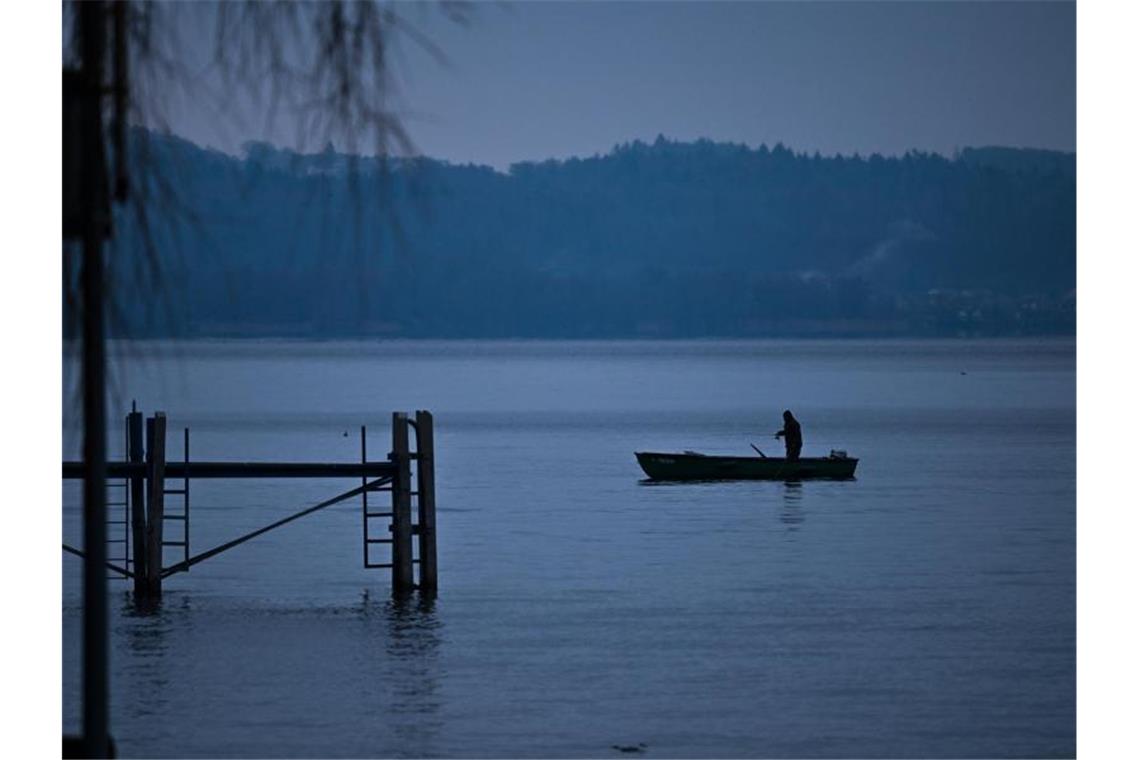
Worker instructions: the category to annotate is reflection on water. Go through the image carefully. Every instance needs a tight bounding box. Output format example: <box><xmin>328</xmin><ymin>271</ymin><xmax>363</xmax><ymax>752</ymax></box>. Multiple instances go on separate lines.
<box><xmin>780</xmin><ymin>481</ymin><xmax>805</xmax><ymax>531</ymax></box>
<box><xmin>371</xmin><ymin>592</ymin><xmax>444</xmax><ymax>755</ymax></box>
<box><xmin>62</xmin><ymin>339</ymin><xmax>1075</xmax><ymax>757</ymax></box>
<box><xmin>119</xmin><ymin>597</ymin><xmax>179</xmax><ymax>722</ymax></box>
<box><xmin>89</xmin><ymin>591</ymin><xmax>448</xmax><ymax>757</ymax></box>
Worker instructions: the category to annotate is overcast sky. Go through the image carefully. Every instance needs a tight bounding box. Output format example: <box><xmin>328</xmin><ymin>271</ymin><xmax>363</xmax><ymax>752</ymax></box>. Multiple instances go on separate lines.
<box><xmin>171</xmin><ymin>1</ymin><xmax>1075</xmax><ymax>170</ymax></box>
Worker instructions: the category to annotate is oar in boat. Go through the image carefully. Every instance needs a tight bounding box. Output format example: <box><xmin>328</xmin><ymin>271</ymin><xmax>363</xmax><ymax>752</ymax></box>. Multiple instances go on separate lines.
<box><xmin>750</xmin><ymin>443</ymin><xmax>767</xmax><ymax>458</ymax></box>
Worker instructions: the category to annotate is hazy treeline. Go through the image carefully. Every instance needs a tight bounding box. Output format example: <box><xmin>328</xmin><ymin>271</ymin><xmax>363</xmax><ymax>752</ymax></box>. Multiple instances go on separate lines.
<box><xmin>104</xmin><ymin>131</ymin><xmax>1075</xmax><ymax>338</ymax></box>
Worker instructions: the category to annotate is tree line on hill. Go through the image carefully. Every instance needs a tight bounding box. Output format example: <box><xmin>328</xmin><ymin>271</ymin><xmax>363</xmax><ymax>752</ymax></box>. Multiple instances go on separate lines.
<box><xmin>94</xmin><ymin>130</ymin><xmax>1075</xmax><ymax>338</ymax></box>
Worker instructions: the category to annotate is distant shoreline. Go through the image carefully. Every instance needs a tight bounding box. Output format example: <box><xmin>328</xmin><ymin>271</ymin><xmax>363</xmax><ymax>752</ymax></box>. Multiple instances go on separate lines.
<box><xmin>63</xmin><ymin>333</ymin><xmax>1077</xmax><ymax>346</ymax></box>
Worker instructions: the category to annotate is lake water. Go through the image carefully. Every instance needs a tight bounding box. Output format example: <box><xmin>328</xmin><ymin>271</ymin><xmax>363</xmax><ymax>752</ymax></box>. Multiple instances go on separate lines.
<box><xmin>62</xmin><ymin>339</ymin><xmax>1076</xmax><ymax>758</ymax></box>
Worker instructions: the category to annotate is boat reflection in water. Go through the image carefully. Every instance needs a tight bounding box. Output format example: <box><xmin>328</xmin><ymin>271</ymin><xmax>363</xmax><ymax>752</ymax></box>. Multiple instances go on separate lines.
<box><xmin>780</xmin><ymin>480</ymin><xmax>805</xmax><ymax>530</ymax></box>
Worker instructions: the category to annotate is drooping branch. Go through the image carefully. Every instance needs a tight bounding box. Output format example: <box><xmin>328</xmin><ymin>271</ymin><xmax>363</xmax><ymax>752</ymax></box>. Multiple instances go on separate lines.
<box><xmin>62</xmin><ymin>0</ymin><xmax>472</xmax><ymax>358</ymax></box>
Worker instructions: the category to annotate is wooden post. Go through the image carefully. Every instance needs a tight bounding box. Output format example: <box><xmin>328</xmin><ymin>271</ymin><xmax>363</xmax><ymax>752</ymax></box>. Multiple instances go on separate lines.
<box><xmin>415</xmin><ymin>410</ymin><xmax>438</xmax><ymax>594</ymax></box>
<box><xmin>127</xmin><ymin>410</ymin><xmax>146</xmax><ymax>598</ymax></box>
<box><xmin>144</xmin><ymin>413</ymin><xmax>167</xmax><ymax>599</ymax></box>
<box><xmin>391</xmin><ymin>413</ymin><xmax>414</xmax><ymax>592</ymax></box>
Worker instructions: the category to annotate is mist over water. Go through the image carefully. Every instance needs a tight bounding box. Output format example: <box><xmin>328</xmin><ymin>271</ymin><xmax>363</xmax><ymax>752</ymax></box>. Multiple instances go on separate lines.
<box><xmin>63</xmin><ymin>339</ymin><xmax>1074</xmax><ymax>757</ymax></box>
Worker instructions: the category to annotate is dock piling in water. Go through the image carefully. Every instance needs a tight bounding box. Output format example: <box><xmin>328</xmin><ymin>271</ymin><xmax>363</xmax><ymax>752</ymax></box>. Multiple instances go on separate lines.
<box><xmin>65</xmin><ymin>409</ymin><xmax>439</xmax><ymax>601</ymax></box>
<box><xmin>391</xmin><ymin>412</ymin><xmax>415</xmax><ymax>593</ymax></box>
<box><xmin>144</xmin><ymin>413</ymin><xmax>166</xmax><ymax>599</ymax></box>
<box><xmin>414</xmin><ymin>410</ymin><xmax>438</xmax><ymax>593</ymax></box>
<box><xmin>127</xmin><ymin>409</ymin><xmax>145</xmax><ymax>598</ymax></box>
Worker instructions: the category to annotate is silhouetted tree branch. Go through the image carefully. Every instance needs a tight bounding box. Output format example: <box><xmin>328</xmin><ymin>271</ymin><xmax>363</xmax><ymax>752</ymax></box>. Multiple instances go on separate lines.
<box><xmin>63</xmin><ymin>0</ymin><xmax>471</xmax><ymax>392</ymax></box>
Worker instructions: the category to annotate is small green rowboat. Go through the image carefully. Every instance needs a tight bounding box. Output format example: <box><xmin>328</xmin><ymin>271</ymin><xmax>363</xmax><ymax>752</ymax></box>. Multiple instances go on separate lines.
<box><xmin>635</xmin><ymin>450</ymin><xmax>858</xmax><ymax>481</ymax></box>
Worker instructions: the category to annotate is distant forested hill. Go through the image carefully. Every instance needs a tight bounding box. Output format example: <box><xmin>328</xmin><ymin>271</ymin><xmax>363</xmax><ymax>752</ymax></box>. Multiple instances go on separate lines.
<box><xmin>956</xmin><ymin>146</ymin><xmax>1075</xmax><ymax>180</ymax></box>
<box><xmin>100</xmin><ymin>131</ymin><xmax>1075</xmax><ymax>338</ymax></box>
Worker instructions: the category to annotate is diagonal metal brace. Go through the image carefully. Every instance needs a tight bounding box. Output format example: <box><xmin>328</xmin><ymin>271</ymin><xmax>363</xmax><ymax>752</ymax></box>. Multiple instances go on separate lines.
<box><xmin>62</xmin><ymin>543</ymin><xmax>134</xmax><ymax>579</ymax></box>
<box><xmin>160</xmin><ymin>476</ymin><xmax>393</xmax><ymax>578</ymax></box>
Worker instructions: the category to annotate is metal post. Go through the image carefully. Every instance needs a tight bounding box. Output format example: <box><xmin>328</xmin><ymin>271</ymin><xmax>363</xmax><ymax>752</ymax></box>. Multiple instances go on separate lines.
<box><xmin>127</xmin><ymin>409</ymin><xmax>146</xmax><ymax>598</ymax></box>
<box><xmin>78</xmin><ymin>2</ymin><xmax>109</xmax><ymax>755</ymax></box>
<box><xmin>183</xmin><ymin>427</ymin><xmax>190</xmax><ymax>566</ymax></box>
<box><xmin>391</xmin><ymin>413</ymin><xmax>414</xmax><ymax>592</ymax></box>
<box><xmin>120</xmin><ymin>416</ymin><xmax>129</xmax><ymax>565</ymax></box>
<box><xmin>415</xmin><ymin>410</ymin><xmax>438</xmax><ymax>594</ymax></box>
<box><xmin>145</xmin><ymin>413</ymin><xmax>167</xmax><ymax>599</ymax></box>
<box><xmin>111</xmin><ymin>0</ymin><xmax>129</xmax><ymax>202</ymax></box>
<box><xmin>361</xmin><ymin>425</ymin><xmax>368</xmax><ymax>566</ymax></box>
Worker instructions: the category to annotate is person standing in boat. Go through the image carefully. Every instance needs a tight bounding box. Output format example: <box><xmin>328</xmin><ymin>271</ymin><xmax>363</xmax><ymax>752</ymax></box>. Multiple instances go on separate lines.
<box><xmin>775</xmin><ymin>410</ymin><xmax>803</xmax><ymax>461</ymax></box>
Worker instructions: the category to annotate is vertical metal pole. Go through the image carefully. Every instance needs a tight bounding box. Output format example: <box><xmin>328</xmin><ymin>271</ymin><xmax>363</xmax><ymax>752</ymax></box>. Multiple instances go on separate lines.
<box><xmin>391</xmin><ymin>413</ymin><xmax>414</xmax><ymax>592</ymax></box>
<box><xmin>111</xmin><ymin>0</ymin><xmax>129</xmax><ymax>202</ymax></box>
<box><xmin>79</xmin><ymin>2</ymin><xmax>109</xmax><ymax>755</ymax></box>
<box><xmin>145</xmin><ymin>413</ymin><xmax>167</xmax><ymax>599</ymax></box>
<box><xmin>415</xmin><ymin>411</ymin><xmax>438</xmax><ymax>594</ymax></box>
<box><xmin>127</xmin><ymin>410</ymin><xmax>145</xmax><ymax>598</ymax></box>
<box><xmin>360</xmin><ymin>425</ymin><xmax>368</xmax><ymax>567</ymax></box>
<box><xmin>122</xmin><ymin>415</ymin><xmax>129</xmax><ymax>562</ymax></box>
<box><xmin>183</xmin><ymin>427</ymin><xmax>190</xmax><ymax>566</ymax></box>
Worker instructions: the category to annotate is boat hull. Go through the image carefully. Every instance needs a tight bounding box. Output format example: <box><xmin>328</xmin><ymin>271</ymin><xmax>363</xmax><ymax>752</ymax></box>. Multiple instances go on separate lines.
<box><xmin>635</xmin><ymin>451</ymin><xmax>858</xmax><ymax>481</ymax></box>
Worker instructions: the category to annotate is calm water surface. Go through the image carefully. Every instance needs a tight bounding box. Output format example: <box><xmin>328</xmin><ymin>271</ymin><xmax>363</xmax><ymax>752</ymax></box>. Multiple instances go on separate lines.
<box><xmin>62</xmin><ymin>339</ymin><xmax>1075</xmax><ymax>758</ymax></box>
